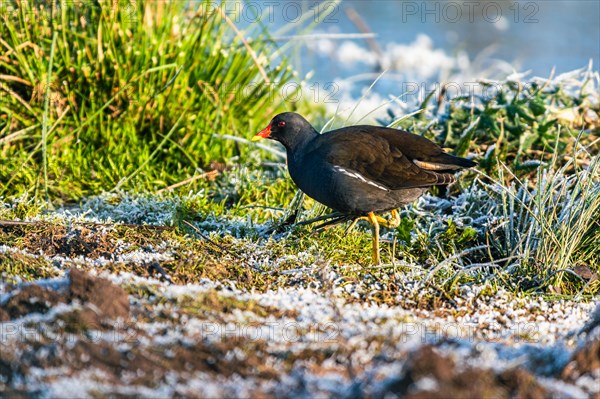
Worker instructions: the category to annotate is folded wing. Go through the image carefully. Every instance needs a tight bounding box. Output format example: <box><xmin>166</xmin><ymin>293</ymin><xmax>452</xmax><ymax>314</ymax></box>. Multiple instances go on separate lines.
<box><xmin>309</xmin><ymin>126</ymin><xmax>475</xmax><ymax>190</ymax></box>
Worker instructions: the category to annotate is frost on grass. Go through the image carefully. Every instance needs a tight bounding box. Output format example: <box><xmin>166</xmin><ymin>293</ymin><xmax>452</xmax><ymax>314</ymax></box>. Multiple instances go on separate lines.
<box><xmin>79</xmin><ymin>193</ymin><xmax>182</xmax><ymax>225</ymax></box>
<box><xmin>1</xmin><ymin>266</ymin><xmax>598</xmax><ymax>398</ymax></box>
<box><xmin>1</xmin><ymin>189</ymin><xmax>598</xmax><ymax>397</ymax></box>
<box><xmin>2</xmin><ymin>67</ymin><xmax>599</xmax><ymax>397</ymax></box>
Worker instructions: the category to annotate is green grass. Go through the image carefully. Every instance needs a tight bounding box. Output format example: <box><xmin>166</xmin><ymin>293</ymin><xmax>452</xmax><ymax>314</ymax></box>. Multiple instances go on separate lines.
<box><xmin>491</xmin><ymin>147</ymin><xmax>600</xmax><ymax>294</ymax></box>
<box><xmin>375</xmin><ymin>73</ymin><xmax>599</xmax><ymax>178</ymax></box>
<box><xmin>0</xmin><ymin>0</ymin><xmax>304</xmax><ymax>201</ymax></box>
<box><xmin>0</xmin><ymin>2</ymin><xmax>598</xmax><ymax>299</ymax></box>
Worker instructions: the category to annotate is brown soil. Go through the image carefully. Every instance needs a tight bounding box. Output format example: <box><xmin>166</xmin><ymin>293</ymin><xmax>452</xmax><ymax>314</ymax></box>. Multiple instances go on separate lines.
<box><xmin>19</xmin><ymin>224</ymin><xmax>117</xmax><ymax>258</ymax></box>
<box><xmin>385</xmin><ymin>346</ymin><xmax>547</xmax><ymax>399</ymax></box>
<box><xmin>2</xmin><ymin>284</ymin><xmax>63</xmax><ymax>319</ymax></box>
<box><xmin>562</xmin><ymin>339</ymin><xmax>600</xmax><ymax>380</ymax></box>
<box><xmin>68</xmin><ymin>268</ymin><xmax>130</xmax><ymax>320</ymax></box>
<box><xmin>1</xmin><ymin>268</ymin><xmax>129</xmax><ymax>323</ymax></box>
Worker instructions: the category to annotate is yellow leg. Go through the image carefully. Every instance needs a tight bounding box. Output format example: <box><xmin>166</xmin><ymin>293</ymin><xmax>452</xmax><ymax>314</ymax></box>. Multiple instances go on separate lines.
<box><xmin>379</xmin><ymin>209</ymin><xmax>400</xmax><ymax>228</ymax></box>
<box><xmin>345</xmin><ymin>217</ymin><xmax>361</xmax><ymax>234</ymax></box>
<box><xmin>346</xmin><ymin>215</ymin><xmax>385</xmax><ymax>234</ymax></box>
<box><xmin>346</xmin><ymin>210</ymin><xmax>401</xmax><ymax>264</ymax></box>
<box><xmin>367</xmin><ymin>212</ymin><xmax>381</xmax><ymax>265</ymax></box>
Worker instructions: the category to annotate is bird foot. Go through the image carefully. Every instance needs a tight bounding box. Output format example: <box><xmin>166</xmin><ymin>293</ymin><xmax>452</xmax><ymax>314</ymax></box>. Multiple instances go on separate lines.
<box><xmin>377</xmin><ymin>209</ymin><xmax>401</xmax><ymax>229</ymax></box>
<box><xmin>346</xmin><ymin>209</ymin><xmax>400</xmax><ymax>232</ymax></box>
<box><xmin>345</xmin><ymin>210</ymin><xmax>401</xmax><ymax>265</ymax></box>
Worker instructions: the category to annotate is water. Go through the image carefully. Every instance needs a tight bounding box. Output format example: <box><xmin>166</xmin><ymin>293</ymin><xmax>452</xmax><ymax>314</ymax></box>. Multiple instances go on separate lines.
<box><xmin>307</xmin><ymin>0</ymin><xmax>600</xmax><ymax>76</ymax></box>
<box><xmin>232</xmin><ymin>0</ymin><xmax>599</xmax><ymax>115</ymax></box>
<box><xmin>238</xmin><ymin>0</ymin><xmax>600</xmax><ymax>81</ymax></box>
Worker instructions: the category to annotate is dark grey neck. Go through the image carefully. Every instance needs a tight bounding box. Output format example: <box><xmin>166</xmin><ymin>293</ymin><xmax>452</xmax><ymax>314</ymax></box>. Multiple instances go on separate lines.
<box><xmin>280</xmin><ymin>128</ymin><xmax>319</xmax><ymax>160</ymax></box>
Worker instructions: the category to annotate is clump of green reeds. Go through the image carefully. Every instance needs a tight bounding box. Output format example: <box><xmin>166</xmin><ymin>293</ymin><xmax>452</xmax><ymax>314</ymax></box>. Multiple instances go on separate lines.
<box><xmin>0</xmin><ymin>0</ymin><xmax>296</xmax><ymax>201</ymax></box>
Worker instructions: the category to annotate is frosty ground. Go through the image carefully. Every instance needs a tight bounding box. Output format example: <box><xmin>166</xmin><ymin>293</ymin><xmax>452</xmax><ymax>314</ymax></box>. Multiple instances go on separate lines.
<box><xmin>1</xmin><ymin>2</ymin><xmax>599</xmax><ymax>397</ymax></box>
<box><xmin>1</xmin><ymin>195</ymin><xmax>598</xmax><ymax>398</ymax></box>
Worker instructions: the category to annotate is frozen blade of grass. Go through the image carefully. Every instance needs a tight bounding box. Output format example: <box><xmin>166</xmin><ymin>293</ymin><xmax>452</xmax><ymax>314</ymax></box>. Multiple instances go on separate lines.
<box><xmin>320</xmin><ymin>98</ymin><xmax>344</xmax><ymax>133</ymax></box>
<box><xmin>386</xmin><ymin>108</ymin><xmax>425</xmax><ymax>128</ymax></box>
<box><xmin>215</xmin><ymin>134</ymin><xmax>286</xmax><ymax>159</ymax></box>
<box><xmin>442</xmin><ymin>255</ymin><xmax>522</xmax><ymax>285</ymax></box>
<box><xmin>344</xmin><ymin>69</ymin><xmax>388</xmax><ymax>126</ymax></box>
<box><xmin>41</xmin><ymin>31</ymin><xmax>58</xmax><ymax>202</ymax></box>
<box><xmin>425</xmin><ymin>245</ymin><xmax>488</xmax><ymax>282</ymax></box>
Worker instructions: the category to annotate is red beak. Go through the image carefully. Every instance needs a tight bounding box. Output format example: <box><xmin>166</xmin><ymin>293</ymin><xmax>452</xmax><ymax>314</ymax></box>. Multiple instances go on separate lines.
<box><xmin>252</xmin><ymin>122</ymin><xmax>272</xmax><ymax>141</ymax></box>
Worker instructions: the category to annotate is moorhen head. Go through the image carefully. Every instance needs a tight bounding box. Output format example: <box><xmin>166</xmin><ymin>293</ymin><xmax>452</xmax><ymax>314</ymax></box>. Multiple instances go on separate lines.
<box><xmin>253</xmin><ymin>112</ymin><xmax>476</xmax><ymax>264</ymax></box>
<box><xmin>253</xmin><ymin>112</ymin><xmax>318</xmax><ymax>150</ymax></box>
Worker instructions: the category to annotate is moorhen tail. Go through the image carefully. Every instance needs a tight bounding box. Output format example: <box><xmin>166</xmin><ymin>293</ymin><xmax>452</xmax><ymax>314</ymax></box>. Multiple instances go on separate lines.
<box><xmin>253</xmin><ymin>112</ymin><xmax>476</xmax><ymax>264</ymax></box>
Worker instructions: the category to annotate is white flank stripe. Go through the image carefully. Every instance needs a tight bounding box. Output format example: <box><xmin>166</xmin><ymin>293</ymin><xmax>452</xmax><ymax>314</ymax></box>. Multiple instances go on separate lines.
<box><xmin>333</xmin><ymin>166</ymin><xmax>389</xmax><ymax>191</ymax></box>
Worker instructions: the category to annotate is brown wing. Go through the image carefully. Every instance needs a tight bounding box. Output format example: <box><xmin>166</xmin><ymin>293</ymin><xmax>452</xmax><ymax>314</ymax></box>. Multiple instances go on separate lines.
<box><xmin>305</xmin><ymin>126</ymin><xmax>471</xmax><ymax>190</ymax></box>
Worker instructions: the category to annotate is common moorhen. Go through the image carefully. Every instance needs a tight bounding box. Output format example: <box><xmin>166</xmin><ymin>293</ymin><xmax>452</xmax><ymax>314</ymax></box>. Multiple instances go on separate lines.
<box><xmin>253</xmin><ymin>112</ymin><xmax>476</xmax><ymax>264</ymax></box>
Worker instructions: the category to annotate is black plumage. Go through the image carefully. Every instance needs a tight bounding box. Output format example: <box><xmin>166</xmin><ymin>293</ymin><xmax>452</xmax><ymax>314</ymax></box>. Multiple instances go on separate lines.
<box><xmin>253</xmin><ymin>112</ymin><xmax>476</xmax><ymax>263</ymax></box>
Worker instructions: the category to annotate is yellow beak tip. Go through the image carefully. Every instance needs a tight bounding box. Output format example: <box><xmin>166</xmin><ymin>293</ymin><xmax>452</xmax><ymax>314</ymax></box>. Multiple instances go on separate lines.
<box><xmin>251</xmin><ymin>135</ymin><xmax>264</xmax><ymax>142</ymax></box>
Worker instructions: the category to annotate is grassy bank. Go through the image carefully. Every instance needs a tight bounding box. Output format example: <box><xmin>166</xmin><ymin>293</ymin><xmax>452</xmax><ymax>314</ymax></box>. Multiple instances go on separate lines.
<box><xmin>1</xmin><ymin>2</ymin><xmax>599</xmax><ymax>297</ymax></box>
<box><xmin>0</xmin><ymin>0</ymin><xmax>304</xmax><ymax>200</ymax></box>
<box><xmin>1</xmin><ymin>3</ymin><xmax>599</xmax><ymax>398</ymax></box>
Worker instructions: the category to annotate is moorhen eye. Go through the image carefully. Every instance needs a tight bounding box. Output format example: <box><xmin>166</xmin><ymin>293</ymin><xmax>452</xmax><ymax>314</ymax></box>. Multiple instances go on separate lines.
<box><xmin>278</xmin><ymin>121</ymin><xmax>286</xmax><ymax>127</ymax></box>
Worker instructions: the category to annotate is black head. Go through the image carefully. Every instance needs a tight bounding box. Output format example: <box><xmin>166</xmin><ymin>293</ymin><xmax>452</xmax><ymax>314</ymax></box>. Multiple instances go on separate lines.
<box><xmin>252</xmin><ymin>112</ymin><xmax>318</xmax><ymax>150</ymax></box>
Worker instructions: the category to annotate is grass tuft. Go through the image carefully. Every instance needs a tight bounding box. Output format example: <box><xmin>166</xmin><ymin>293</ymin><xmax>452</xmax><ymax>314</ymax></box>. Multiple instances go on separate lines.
<box><xmin>0</xmin><ymin>0</ymin><xmax>299</xmax><ymax>200</ymax></box>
